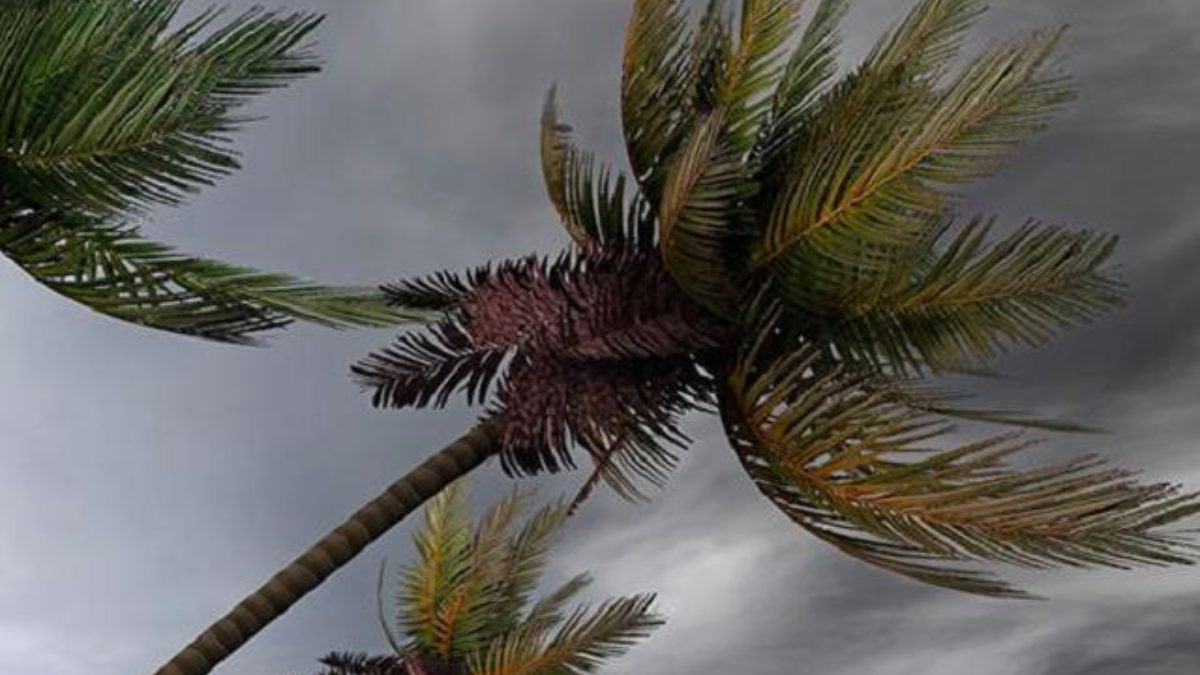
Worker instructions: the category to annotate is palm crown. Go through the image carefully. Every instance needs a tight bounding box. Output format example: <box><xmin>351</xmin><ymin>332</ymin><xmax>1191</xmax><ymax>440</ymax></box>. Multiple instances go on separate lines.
<box><xmin>0</xmin><ymin>0</ymin><xmax>410</xmax><ymax>342</ymax></box>
<box><xmin>305</xmin><ymin>482</ymin><xmax>662</xmax><ymax>675</ymax></box>
<box><xmin>354</xmin><ymin>0</ymin><xmax>1199</xmax><ymax>597</ymax></box>
<box><xmin>156</xmin><ymin>2</ymin><xmax>1200</xmax><ymax>675</ymax></box>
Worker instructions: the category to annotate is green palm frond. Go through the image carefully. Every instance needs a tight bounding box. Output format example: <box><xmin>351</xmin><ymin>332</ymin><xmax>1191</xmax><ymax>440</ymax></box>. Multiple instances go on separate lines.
<box><xmin>723</xmin><ymin>0</ymin><xmax>806</xmax><ymax>152</ymax></box>
<box><xmin>621</xmin><ymin>0</ymin><xmax>701</xmax><ymax>202</ymax></box>
<box><xmin>755</xmin><ymin>2</ymin><xmax>1074</xmax><ymax>309</ymax></box>
<box><xmin>0</xmin><ymin>205</ymin><xmax>408</xmax><ymax>342</ymax></box>
<box><xmin>722</xmin><ymin>327</ymin><xmax>1200</xmax><ymax>598</ymax></box>
<box><xmin>866</xmin><ymin>0</ymin><xmax>985</xmax><ymax>76</ymax></box>
<box><xmin>470</xmin><ymin>595</ymin><xmax>662</xmax><ymax>675</ymax></box>
<box><xmin>656</xmin><ymin>110</ymin><xmax>747</xmax><ymax>314</ymax></box>
<box><xmin>753</xmin><ymin>0</ymin><xmax>850</xmax><ymax>173</ymax></box>
<box><xmin>540</xmin><ymin>87</ymin><xmax>654</xmax><ymax>250</ymax></box>
<box><xmin>0</xmin><ymin>0</ymin><xmax>321</xmax><ymax>216</ymax></box>
<box><xmin>817</xmin><ymin>217</ymin><xmax>1124</xmax><ymax>374</ymax></box>
<box><xmin>0</xmin><ymin>1</ymin><xmax>415</xmax><ymax>342</ymax></box>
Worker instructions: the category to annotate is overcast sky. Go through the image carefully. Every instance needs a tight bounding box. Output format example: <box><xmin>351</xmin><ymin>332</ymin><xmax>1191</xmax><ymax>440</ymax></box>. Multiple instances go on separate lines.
<box><xmin>3</xmin><ymin>1</ymin><xmax>1200</xmax><ymax>674</ymax></box>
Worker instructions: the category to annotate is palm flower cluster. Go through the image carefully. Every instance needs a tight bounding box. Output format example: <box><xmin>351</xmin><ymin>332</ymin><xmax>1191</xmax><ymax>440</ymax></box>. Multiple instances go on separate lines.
<box><xmin>355</xmin><ymin>0</ymin><xmax>1200</xmax><ymax>597</ymax></box>
<box><xmin>0</xmin><ymin>0</ymin><xmax>407</xmax><ymax>342</ymax></box>
<box><xmin>303</xmin><ymin>482</ymin><xmax>662</xmax><ymax>675</ymax></box>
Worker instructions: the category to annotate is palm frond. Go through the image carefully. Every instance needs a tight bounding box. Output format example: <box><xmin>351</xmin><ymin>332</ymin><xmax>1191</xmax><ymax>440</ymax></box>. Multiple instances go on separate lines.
<box><xmin>656</xmin><ymin>112</ymin><xmax>747</xmax><ymax>313</ymax></box>
<box><xmin>470</xmin><ymin>595</ymin><xmax>663</xmax><ymax>675</ymax></box>
<box><xmin>398</xmin><ymin>482</ymin><xmax>478</xmax><ymax>657</ymax></box>
<box><xmin>755</xmin><ymin>4</ymin><xmax>1074</xmax><ymax>310</ymax></box>
<box><xmin>820</xmin><ymin>217</ymin><xmax>1124</xmax><ymax>374</ymax></box>
<box><xmin>521</xmin><ymin>574</ymin><xmax>594</xmax><ymax>634</ymax></box>
<box><xmin>312</xmin><ymin>652</ymin><xmax>404</xmax><ymax>675</ymax></box>
<box><xmin>753</xmin><ymin>0</ymin><xmax>850</xmax><ymax>172</ymax></box>
<box><xmin>621</xmin><ymin>0</ymin><xmax>703</xmax><ymax>202</ymax></box>
<box><xmin>867</xmin><ymin>0</ymin><xmax>985</xmax><ymax>76</ymax></box>
<box><xmin>721</xmin><ymin>328</ymin><xmax>1200</xmax><ymax>598</ymax></box>
<box><xmin>722</xmin><ymin>0</ymin><xmax>806</xmax><ymax>152</ymax></box>
<box><xmin>0</xmin><ymin>205</ymin><xmax>409</xmax><ymax>343</ymax></box>
<box><xmin>540</xmin><ymin>87</ymin><xmax>654</xmax><ymax>250</ymax></box>
<box><xmin>0</xmin><ymin>0</ymin><xmax>320</xmax><ymax>216</ymax></box>
<box><xmin>655</xmin><ymin>0</ymin><xmax>806</xmax><ymax>313</ymax></box>
<box><xmin>477</xmin><ymin>499</ymin><xmax>571</xmax><ymax>642</ymax></box>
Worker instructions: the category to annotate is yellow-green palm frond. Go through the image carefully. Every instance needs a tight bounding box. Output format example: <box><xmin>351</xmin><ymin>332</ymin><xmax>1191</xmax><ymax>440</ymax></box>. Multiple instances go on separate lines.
<box><xmin>721</xmin><ymin>329</ymin><xmax>1200</xmax><ymax>599</ymax></box>
<box><xmin>470</xmin><ymin>595</ymin><xmax>663</xmax><ymax>675</ymax></box>
<box><xmin>0</xmin><ymin>0</ymin><xmax>320</xmax><ymax>216</ymax></box>
<box><xmin>0</xmin><ymin>207</ymin><xmax>409</xmax><ymax>343</ymax></box>
<box><xmin>866</xmin><ymin>0</ymin><xmax>986</xmax><ymax>77</ymax></box>
<box><xmin>399</xmin><ymin>481</ymin><xmax>479</xmax><ymax>658</ymax></box>
<box><xmin>477</xmin><ymin>498</ymin><xmax>572</xmax><ymax>643</ymax></box>
<box><xmin>372</xmin><ymin>484</ymin><xmax>660</xmax><ymax>675</ymax></box>
<box><xmin>656</xmin><ymin>111</ymin><xmax>747</xmax><ymax>314</ymax></box>
<box><xmin>818</xmin><ymin>217</ymin><xmax>1124</xmax><ymax>375</ymax></box>
<box><xmin>754</xmin><ymin>1</ymin><xmax>1074</xmax><ymax>309</ymax></box>
<box><xmin>540</xmin><ymin>87</ymin><xmax>654</xmax><ymax>250</ymax></box>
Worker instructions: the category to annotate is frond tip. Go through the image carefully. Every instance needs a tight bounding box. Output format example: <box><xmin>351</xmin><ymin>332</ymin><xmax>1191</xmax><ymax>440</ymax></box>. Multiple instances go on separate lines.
<box><xmin>721</xmin><ymin>336</ymin><xmax>1200</xmax><ymax>598</ymax></box>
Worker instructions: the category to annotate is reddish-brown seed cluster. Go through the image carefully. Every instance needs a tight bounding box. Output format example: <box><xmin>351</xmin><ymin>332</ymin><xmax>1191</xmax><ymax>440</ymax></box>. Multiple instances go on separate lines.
<box><xmin>356</xmin><ymin>246</ymin><xmax>728</xmax><ymax>480</ymax></box>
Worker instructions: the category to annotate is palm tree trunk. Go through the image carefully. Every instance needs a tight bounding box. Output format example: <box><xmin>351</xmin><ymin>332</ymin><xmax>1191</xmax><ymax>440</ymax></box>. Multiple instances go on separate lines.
<box><xmin>152</xmin><ymin>423</ymin><xmax>500</xmax><ymax>675</ymax></box>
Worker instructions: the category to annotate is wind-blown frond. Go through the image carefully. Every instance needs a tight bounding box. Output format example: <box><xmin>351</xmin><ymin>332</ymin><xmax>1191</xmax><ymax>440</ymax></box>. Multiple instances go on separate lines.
<box><xmin>657</xmin><ymin>112</ymin><xmax>747</xmax><ymax>313</ymax></box>
<box><xmin>0</xmin><ymin>0</ymin><xmax>321</xmax><ymax>216</ymax></box>
<box><xmin>540</xmin><ymin>87</ymin><xmax>654</xmax><ymax>250</ymax></box>
<box><xmin>343</xmin><ymin>484</ymin><xmax>660</xmax><ymax>675</ymax></box>
<box><xmin>722</xmin><ymin>0</ymin><xmax>806</xmax><ymax>152</ymax></box>
<box><xmin>0</xmin><ymin>205</ymin><xmax>408</xmax><ymax>342</ymax></box>
<box><xmin>398</xmin><ymin>482</ymin><xmax>489</xmax><ymax>659</ymax></box>
<box><xmin>819</xmin><ymin>217</ymin><xmax>1124</xmax><ymax>374</ymax></box>
<box><xmin>755</xmin><ymin>1</ymin><xmax>1074</xmax><ymax>310</ymax></box>
<box><xmin>754</xmin><ymin>0</ymin><xmax>850</xmax><ymax>172</ymax></box>
<box><xmin>0</xmin><ymin>1</ymin><xmax>415</xmax><ymax>342</ymax></box>
<box><xmin>478</xmin><ymin>499</ymin><xmax>571</xmax><ymax>642</ymax></box>
<box><xmin>722</xmin><ymin>330</ymin><xmax>1200</xmax><ymax>598</ymax></box>
<box><xmin>621</xmin><ymin>0</ymin><xmax>702</xmax><ymax>201</ymax></box>
<box><xmin>470</xmin><ymin>595</ymin><xmax>663</xmax><ymax>675</ymax></box>
<box><xmin>655</xmin><ymin>0</ymin><xmax>806</xmax><ymax>314</ymax></box>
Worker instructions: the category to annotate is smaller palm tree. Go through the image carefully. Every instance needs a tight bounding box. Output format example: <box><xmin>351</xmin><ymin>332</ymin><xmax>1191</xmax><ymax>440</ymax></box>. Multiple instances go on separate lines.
<box><xmin>301</xmin><ymin>482</ymin><xmax>663</xmax><ymax>675</ymax></box>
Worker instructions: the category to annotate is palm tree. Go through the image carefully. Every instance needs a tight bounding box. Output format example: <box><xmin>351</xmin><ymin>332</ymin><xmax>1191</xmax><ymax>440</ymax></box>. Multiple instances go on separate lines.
<box><xmin>300</xmin><ymin>482</ymin><xmax>662</xmax><ymax>675</ymax></box>
<box><xmin>0</xmin><ymin>0</ymin><xmax>410</xmax><ymax>343</ymax></box>
<box><xmin>156</xmin><ymin>1</ymin><xmax>1200</xmax><ymax>673</ymax></box>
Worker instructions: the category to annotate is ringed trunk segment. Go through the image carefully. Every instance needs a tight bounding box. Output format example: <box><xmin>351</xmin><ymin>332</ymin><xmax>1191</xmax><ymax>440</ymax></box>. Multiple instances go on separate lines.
<box><xmin>152</xmin><ymin>423</ymin><xmax>500</xmax><ymax>675</ymax></box>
